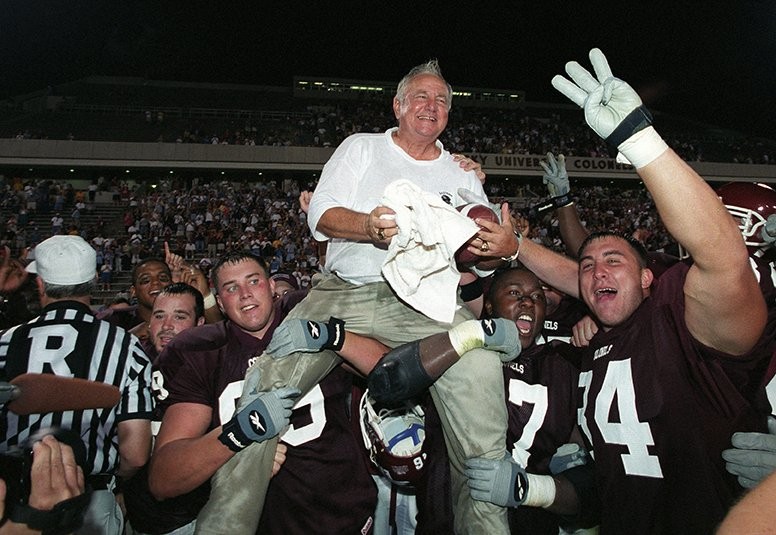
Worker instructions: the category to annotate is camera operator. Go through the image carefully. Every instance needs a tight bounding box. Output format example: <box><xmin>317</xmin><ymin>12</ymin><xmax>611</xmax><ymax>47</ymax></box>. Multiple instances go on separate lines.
<box><xmin>0</xmin><ymin>434</ymin><xmax>86</xmax><ymax>534</ymax></box>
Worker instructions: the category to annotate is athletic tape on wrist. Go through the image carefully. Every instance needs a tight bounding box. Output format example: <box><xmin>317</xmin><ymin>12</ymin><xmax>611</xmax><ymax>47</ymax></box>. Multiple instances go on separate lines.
<box><xmin>203</xmin><ymin>292</ymin><xmax>216</xmax><ymax>309</ymax></box>
<box><xmin>524</xmin><ymin>473</ymin><xmax>557</xmax><ymax>508</ymax></box>
<box><xmin>617</xmin><ymin>126</ymin><xmax>669</xmax><ymax>169</ymax></box>
<box><xmin>448</xmin><ymin>320</ymin><xmax>484</xmax><ymax>356</ymax></box>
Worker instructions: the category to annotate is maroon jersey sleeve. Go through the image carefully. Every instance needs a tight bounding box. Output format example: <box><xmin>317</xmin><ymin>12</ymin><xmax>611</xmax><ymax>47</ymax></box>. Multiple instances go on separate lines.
<box><xmin>155</xmin><ymin>323</ymin><xmax>228</xmax><ymax>412</ymax></box>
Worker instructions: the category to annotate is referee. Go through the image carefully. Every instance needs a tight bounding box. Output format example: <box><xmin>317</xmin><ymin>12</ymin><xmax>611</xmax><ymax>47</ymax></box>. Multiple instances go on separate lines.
<box><xmin>0</xmin><ymin>235</ymin><xmax>154</xmax><ymax>534</ymax></box>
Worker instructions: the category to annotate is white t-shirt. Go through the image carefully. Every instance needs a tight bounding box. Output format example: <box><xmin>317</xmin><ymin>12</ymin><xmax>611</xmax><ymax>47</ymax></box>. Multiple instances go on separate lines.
<box><xmin>307</xmin><ymin>128</ymin><xmax>487</xmax><ymax>284</ymax></box>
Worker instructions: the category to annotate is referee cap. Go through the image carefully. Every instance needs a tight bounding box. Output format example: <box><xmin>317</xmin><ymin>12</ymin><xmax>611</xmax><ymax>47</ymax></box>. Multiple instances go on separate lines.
<box><xmin>26</xmin><ymin>235</ymin><xmax>97</xmax><ymax>285</ymax></box>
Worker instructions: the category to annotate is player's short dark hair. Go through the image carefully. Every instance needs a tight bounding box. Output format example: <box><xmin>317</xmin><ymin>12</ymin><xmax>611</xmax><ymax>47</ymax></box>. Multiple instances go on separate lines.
<box><xmin>578</xmin><ymin>231</ymin><xmax>649</xmax><ymax>268</ymax></box>
<box><xmin>486</xmin><ymin>267</ymin><xmax>542</xmax><ymax>304</ymax></box>
<box><xmin>157</xmin><ymin>282</ymin><xmax>204</xmax><ymax>319</ymax></box>
<box><xmin>211</xmin><ymin>251</ymin><xmax>268</xmax><ymax>293</ymax></box>
<box><xmin>131</xmin><ymin>257</ymin><xmax>171</xmax><ymax>285</ymax></box>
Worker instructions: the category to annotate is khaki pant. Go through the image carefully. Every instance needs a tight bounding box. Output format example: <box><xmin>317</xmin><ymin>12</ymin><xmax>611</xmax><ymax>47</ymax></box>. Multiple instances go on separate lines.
<box><xmin>196</xmin><ymin>275</ymin><xmax>508</xmax><ymax>535</ymax></box>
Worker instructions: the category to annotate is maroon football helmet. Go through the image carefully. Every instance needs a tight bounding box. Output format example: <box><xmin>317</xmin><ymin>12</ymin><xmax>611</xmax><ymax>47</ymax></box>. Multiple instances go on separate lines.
<box><xmin>359</xmin><ymin>391</ymin><xmax>426</xmax><ymax>486</ymax></box>
<box><xmin>717</xmin><ymin>181</ymin><xmax>776</xmax><ymax>252</ymax></box>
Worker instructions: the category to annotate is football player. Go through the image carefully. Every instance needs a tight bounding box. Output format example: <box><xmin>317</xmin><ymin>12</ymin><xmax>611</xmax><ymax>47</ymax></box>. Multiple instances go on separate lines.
<box><xmin>406</xmin><ymin>268</ymin><xmax>598</xmax><ymax>534</ymax></box>
<box><xmin>148</xmin><ymin>252</ymin><xmax>379</xmax><ymax>534</ymax></box>
<box><xmin>718</xmin><ymin>182</ymin><xmax>776</xmax><ymax>489</ymax></box>
<box><xmin>502</xmin><ymin>48</ymin><xmax>768</xmax><ymax>534</ymax></box>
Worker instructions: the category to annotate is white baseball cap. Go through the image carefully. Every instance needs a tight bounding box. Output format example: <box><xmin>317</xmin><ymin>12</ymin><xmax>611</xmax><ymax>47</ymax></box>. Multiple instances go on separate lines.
<box><xmin>26</xmin><ymin>235</ymin><xmax>97</xmax><ymax>285</ymax></box>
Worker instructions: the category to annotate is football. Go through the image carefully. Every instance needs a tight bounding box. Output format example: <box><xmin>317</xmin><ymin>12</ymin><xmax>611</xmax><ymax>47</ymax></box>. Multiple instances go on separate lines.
<box><xmin>455</xmin><ymin>203</ymin><xmax>500</xmax><ymax>267</ymax></box>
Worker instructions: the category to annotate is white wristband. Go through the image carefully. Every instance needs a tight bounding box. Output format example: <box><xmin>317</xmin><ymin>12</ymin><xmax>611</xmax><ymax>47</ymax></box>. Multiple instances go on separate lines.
<box><xmin>448</xmin><ymin>320</ymin><xmax>484</xmax><ymax>356</ymax></box>
<box><xmin>524</xmin><ymin>473</ymin><xmax>557</xmax><ymax>508</ymax></box>
<box><xmin>203</xmin><ymin>292</ymin><xmax>217</xmax><ymax>309</ymax></box>
<box><xmin>616</xmin><ymin>126</ymin><xmax>669</xmax><ymax>169</ymax></box>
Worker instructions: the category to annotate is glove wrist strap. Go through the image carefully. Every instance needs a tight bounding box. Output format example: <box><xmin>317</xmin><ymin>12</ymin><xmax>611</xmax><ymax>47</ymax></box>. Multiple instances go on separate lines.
<box><xmin>605</xmin><ymin>105</ymin><xmax>653</xmax><ymax>148</ymax></box>
<box><xmin>531</xmin><ymin>195</ymin><xmax>573</xmax><ymax>219</ymax></box>
<box><xmin>218</xmin><ymin>418</ymin><xmax>251</xmax><ymax>453</ymax></box>
<box><xmin>551</xmin><ymin>193</ymin><xmax>573</xmax><ymax>210</ymax></box>
<box><xmin>323</xmin><ymin>317</ymin><xmax>346</xmax><ymax>351</ymax></box>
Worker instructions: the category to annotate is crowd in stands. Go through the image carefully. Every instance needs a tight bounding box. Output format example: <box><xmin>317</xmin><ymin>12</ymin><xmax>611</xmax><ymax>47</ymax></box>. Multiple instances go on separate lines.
<box><xmin>154</xmin><ymin>103</ymin><xmax>776</xmax><ymax>165</ymax></box>
<box><xmin>7</xmin><ymin>96</ymin><xmax>776</xmax><ymax>164</ymax></box>
<box><xmin>0</xmin><ymin>169</ymin><xmax>681</xmax><ymax>310</ymax></box>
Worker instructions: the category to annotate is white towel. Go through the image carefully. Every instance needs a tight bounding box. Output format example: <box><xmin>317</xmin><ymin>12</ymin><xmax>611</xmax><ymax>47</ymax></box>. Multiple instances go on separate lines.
<box><xmin>380</xmin><ymin>179</ymin><xmax>479</xmax><ymax>323</ymax></box>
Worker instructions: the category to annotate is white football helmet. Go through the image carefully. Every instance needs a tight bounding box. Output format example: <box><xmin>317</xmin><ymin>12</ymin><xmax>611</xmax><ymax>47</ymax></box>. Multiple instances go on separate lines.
<box><xmin>359</xmin><ymin>390</ymin><xmax>427</xmax><ymax>486</ymax></box>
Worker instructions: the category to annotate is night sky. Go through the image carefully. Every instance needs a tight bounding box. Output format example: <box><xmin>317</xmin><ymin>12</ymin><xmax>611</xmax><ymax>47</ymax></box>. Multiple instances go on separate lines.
<box><xmin>3</xmin><ymin>1</ymin><xmax>776</xmax><ymax>138</ymax></box>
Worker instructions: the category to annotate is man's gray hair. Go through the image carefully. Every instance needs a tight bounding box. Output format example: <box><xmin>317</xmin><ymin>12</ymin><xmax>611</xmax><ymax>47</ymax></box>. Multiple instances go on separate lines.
<box><xmin>395</xmin><ymin>59</ymin><xmax>453</xmax><ymax>109</ymax></box>
<box><xmin>43</xmin><ymin>279</ymin><xmax>97</xmax><ymax>300</ymax></box>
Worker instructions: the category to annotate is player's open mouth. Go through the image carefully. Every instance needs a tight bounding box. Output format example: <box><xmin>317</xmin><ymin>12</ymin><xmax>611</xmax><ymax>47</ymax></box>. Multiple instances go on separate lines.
<box><xmin>417</xmin><ymin>114</ymin><xmax>436</xmax><ymax>121</ymax></box>
<box><xmin>516</xmin><ymin>314</ymin><xmax>533</xmax><ymax>335</ymax></box>
<box><xmin>241</xmin><ymin>304</ymin><xmax>257</xmax><ymax>311</ymax></box>
<box><xmin>594</xmin><ymin>287</ymin><xmax>617</xmax><ymax>298</ymax></box>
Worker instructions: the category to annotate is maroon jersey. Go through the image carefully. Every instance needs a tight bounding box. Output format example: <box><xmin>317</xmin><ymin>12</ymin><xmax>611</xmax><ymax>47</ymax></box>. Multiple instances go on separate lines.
<box><xmin>126</xmin><ymin>302</ymin><xmax>286</xmax><ymax>533</ymax></box>
<box><xmin>417</xmin><ymin>342</ymin><xmax>579</xmax><ymax>535</ymax></box>
<box><xmin>504</xmin><ymin>341</ymin><xmax>579</xmax><ymax>474</ymax></box>
<box><xmin>542</xmin><ymin>296</ymin><xmax>589</xmax><ymax>346</ymax></box>
<box><xmin>154</xmin><ymin>296</ymin><xmax>375</xmax><ymax>532</ymax></box>
<box><xmin>259</xmin><ymin>366</ymin><xmax>376</xmax><ymax>534</ymax></box>
<box><xmin>579</xmin><ymin>262</ymin><xmax>768</xmax><ymax>534</ymax></box>
<box><xmin>751</xmin><ymin>253</ymin><xmax>776</xmax><ymax>417</ymax></box>
<box><xmin>504</xmin><ymin>341</ymin><xmax>580</xmax><ymax>535</ymax></box>
<box><xmin>151</xmin><ymin>319</ymin><xmax>278</xmax><ymax>524</ymax></box>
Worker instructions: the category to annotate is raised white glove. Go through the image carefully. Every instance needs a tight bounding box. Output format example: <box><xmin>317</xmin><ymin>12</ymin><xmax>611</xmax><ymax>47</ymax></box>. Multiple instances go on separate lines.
<box><xmin>551</xmin><ymin>48</ymin><xmax>667</xmax><ymax>168</ymax></box>
<box><xmin>722</xmin><ymin>416</ymin><xmax>776</xmax><ymax>488</ymax></box>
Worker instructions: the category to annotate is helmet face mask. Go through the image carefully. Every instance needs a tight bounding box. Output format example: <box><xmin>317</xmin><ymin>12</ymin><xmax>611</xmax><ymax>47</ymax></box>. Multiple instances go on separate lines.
<box><xmin>717</xmin><ymin>182</ymin><xmax>776</xmax><ymax>252</ymax></box>
<box><xmin>359</xmin><ymin>391</ymin><xmax>426</xmax><ymax>486</ymax></box>
<box><xmin>725</xmin><ymin>204</ymin><xmax>768</xmax><ymax>247</ymax></box>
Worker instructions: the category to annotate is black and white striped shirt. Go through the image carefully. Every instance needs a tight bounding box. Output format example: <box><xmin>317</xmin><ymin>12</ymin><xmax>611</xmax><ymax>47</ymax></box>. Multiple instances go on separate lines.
<box><xmin>0</xmin><ymin>300</ymin><xmax>154</xmax><ymax>475</ymax></box>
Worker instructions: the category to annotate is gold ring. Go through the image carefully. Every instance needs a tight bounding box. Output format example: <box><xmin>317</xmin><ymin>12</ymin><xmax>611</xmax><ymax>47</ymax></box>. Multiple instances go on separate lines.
<box><xmin>377</xmin><ymin>228</ymin><xmax>386</xmax><ymax>240</ymax></box>
<box><xmin>480</xmin><ymin>240</ymin><xmax>489</xmax><ymax>252</ymax></box>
